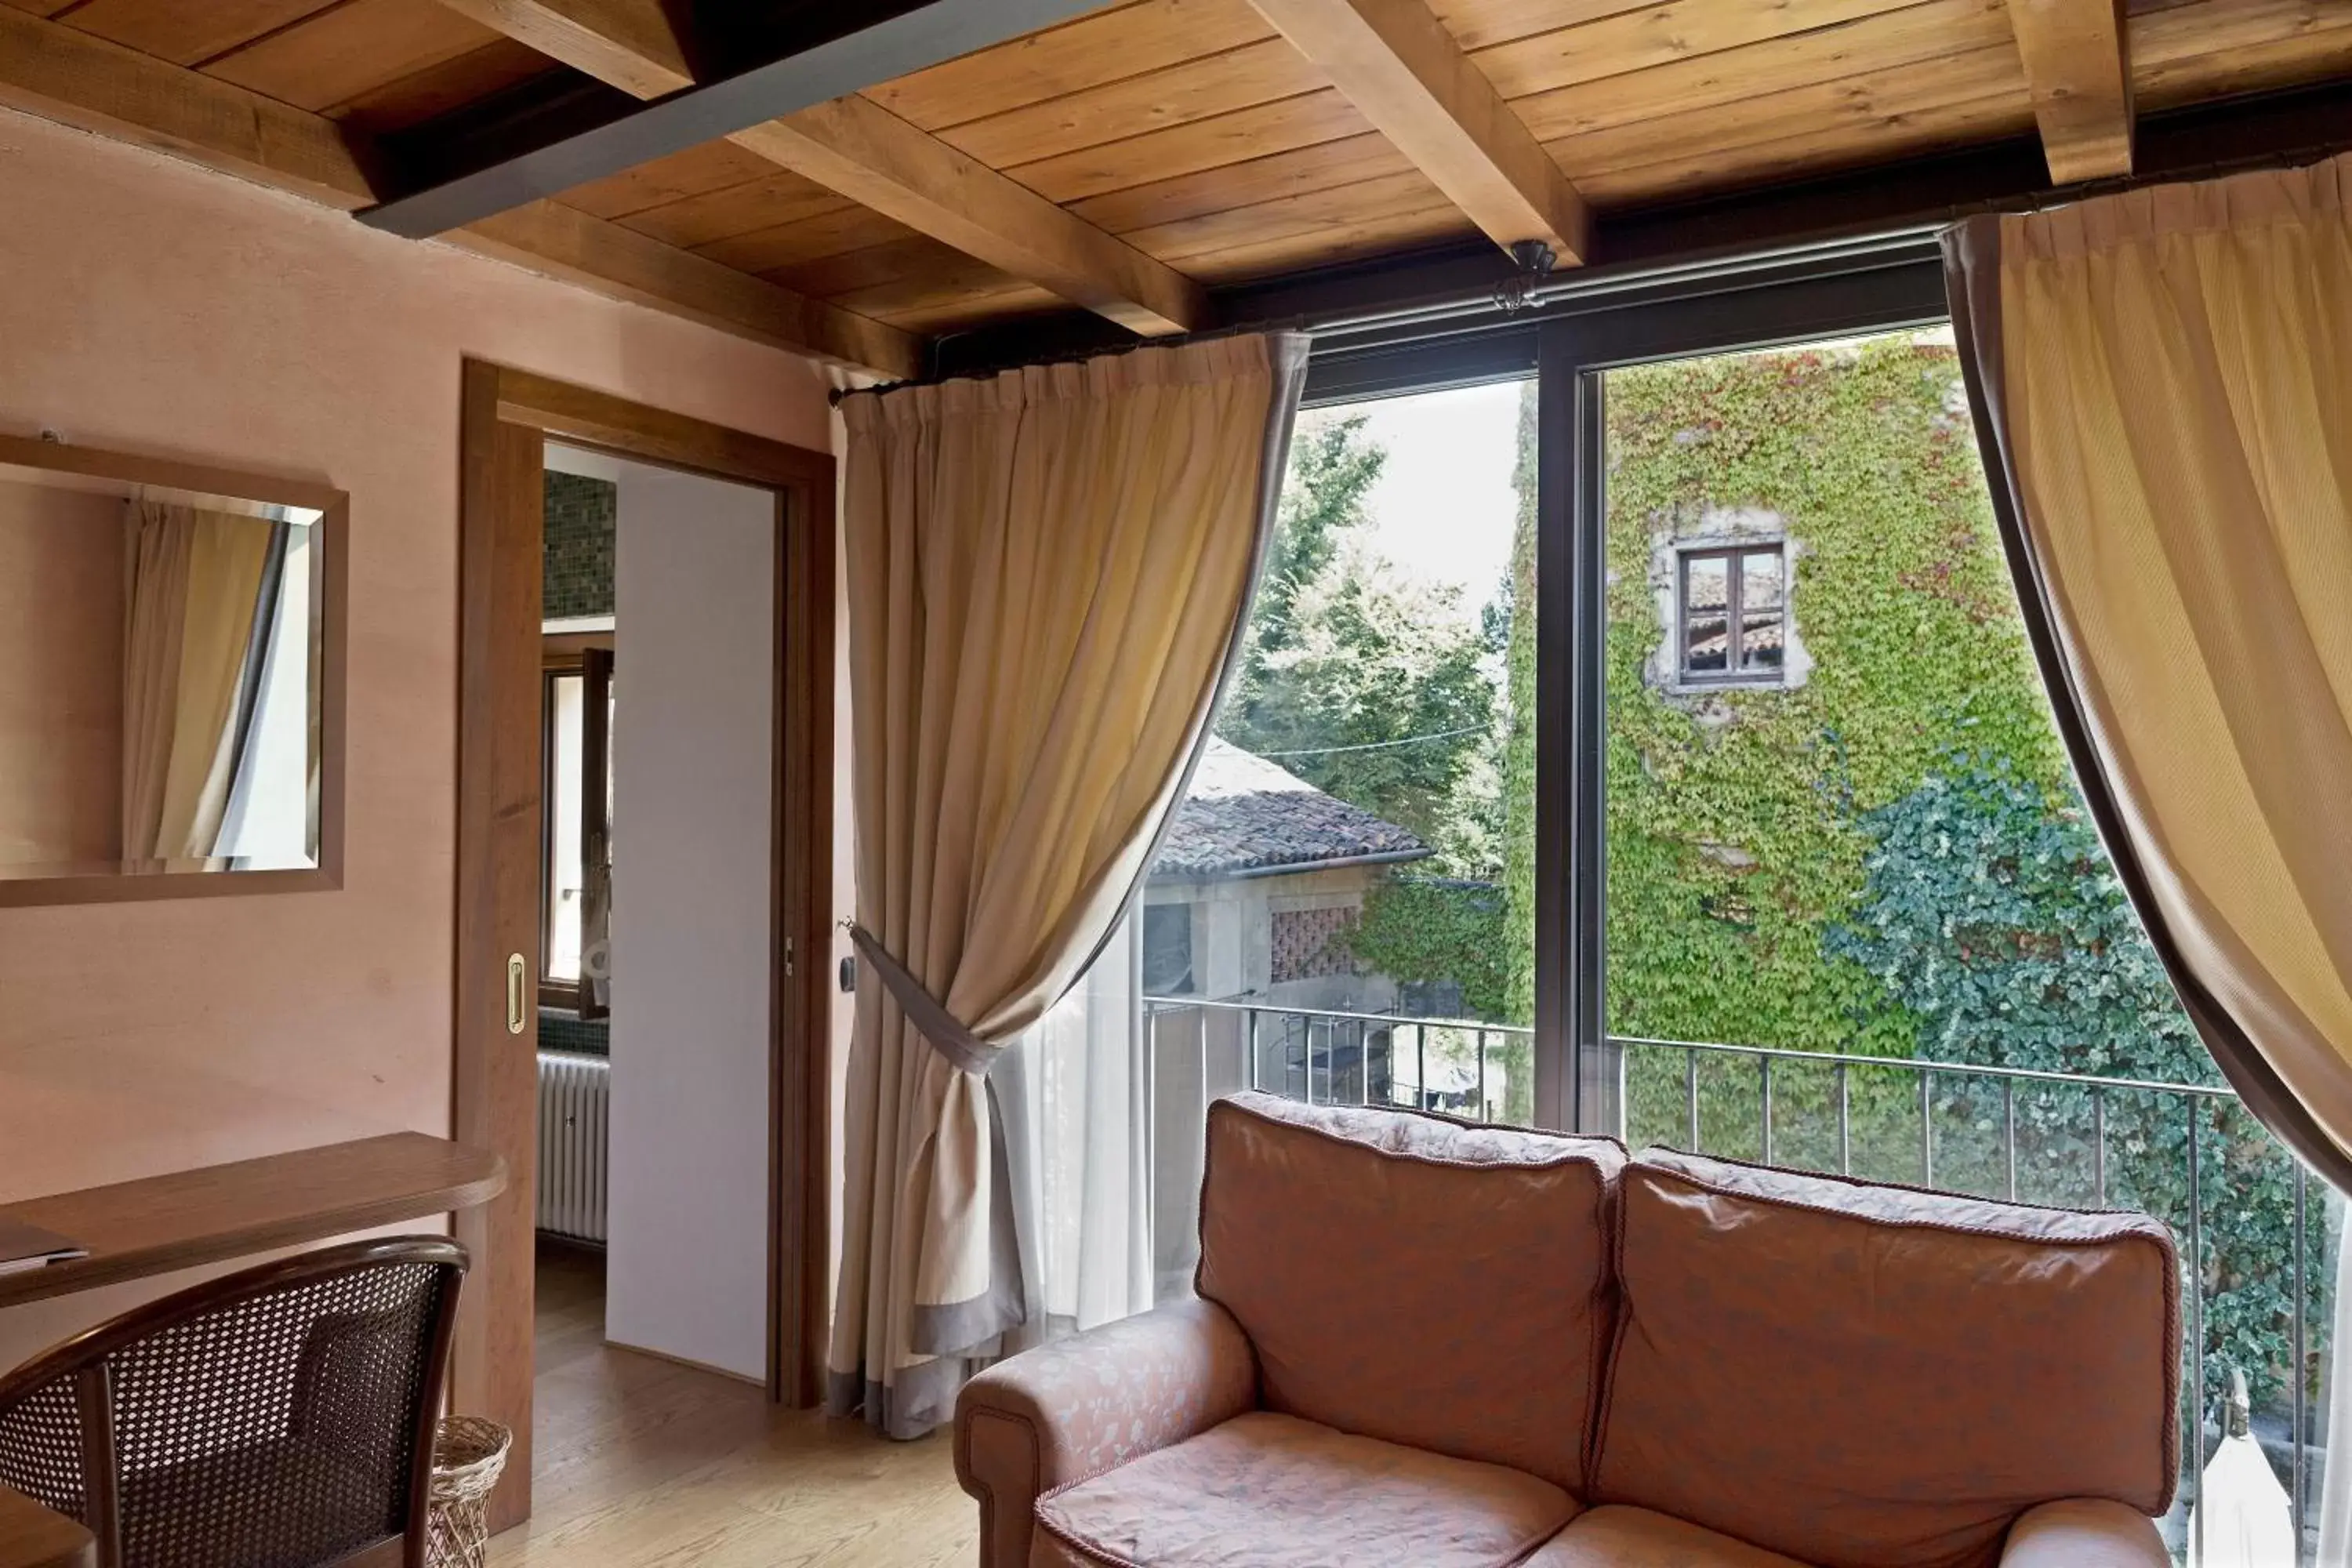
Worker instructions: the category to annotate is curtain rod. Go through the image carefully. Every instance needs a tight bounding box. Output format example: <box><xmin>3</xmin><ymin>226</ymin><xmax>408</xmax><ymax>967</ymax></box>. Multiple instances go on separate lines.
<box><xmin>828</xmin><ymin>316</ymin><xmax>1310</xmax><ymax>406</ymax></box>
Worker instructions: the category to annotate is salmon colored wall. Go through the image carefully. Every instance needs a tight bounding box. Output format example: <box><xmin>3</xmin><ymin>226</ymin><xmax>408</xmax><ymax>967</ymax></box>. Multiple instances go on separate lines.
<box><xmin>0</xmin><ymin>107</ymin><xmax>844</xmax><ymax>1367</ymax></box>
<box><xmin>0</xmin><ymin>477</ymin><xmax>125</xmax><ymax>867</ymax></box>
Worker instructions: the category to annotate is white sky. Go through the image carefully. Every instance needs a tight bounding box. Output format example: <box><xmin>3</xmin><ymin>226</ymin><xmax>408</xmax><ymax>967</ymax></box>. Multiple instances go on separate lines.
<box><xmin>1339</xmin><ymin>379</ymin><xmax>1526</xmax><ymax>613</ymax></box>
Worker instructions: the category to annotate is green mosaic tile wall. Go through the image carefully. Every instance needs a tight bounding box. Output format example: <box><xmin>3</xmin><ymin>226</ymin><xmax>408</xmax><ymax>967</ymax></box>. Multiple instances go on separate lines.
<box><xmin>544</xmin><ymin>471</ymin><xmax>615</xmax><ymax>619</ymax></box>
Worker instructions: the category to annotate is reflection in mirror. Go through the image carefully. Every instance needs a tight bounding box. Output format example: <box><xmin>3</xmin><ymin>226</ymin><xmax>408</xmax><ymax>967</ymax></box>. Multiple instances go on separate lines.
<box><xmin>0</xmin><ymin>456</ymin><xmax>327</xmax><ymax>886</ymax></box>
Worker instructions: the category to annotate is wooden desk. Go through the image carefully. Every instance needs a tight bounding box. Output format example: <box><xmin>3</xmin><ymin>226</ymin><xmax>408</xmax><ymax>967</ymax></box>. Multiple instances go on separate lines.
<box><xmin>0</xmin><ymin>1481</ymin><xmax>93</xmax><ymax>1568</ymax></box>
<box><xmin>0</xmin><ymin>1134</ymin><xmax>506</xmax><ymax>1310</ymax></box>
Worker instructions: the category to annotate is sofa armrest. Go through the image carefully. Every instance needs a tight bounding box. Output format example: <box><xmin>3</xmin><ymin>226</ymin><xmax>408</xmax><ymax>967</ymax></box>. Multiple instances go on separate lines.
<box><xmin>2001</xmin><ymin>1500</ymin><xmax>2170</xmax><ymax>1567</ymax></box>
<box><xmin>954</xmin><ymin>1298</ymin><xmax>1257</xmax><ymax>1568</ymax></box>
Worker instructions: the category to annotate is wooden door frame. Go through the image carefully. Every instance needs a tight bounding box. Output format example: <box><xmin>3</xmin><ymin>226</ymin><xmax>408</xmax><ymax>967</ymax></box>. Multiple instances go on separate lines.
<box><xmin>455</xmin><ymin>361</ymin><xmax>836</xmax><ymax>1530</ymax></box>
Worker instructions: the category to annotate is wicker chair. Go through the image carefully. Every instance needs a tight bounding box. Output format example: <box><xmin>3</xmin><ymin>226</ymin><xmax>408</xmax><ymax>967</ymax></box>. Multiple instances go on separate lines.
<box><xmin>0</xmin><ymin>1236</ymin><xmax>466</xmax><ymax>1568</ymax></box>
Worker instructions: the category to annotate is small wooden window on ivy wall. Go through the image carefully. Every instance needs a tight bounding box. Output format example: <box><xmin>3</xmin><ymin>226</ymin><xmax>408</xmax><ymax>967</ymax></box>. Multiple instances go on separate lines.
<box><xmin>1679</xmin><ymin>544</ymin><xmax>1787</xmax><ymax>686</ymax></box>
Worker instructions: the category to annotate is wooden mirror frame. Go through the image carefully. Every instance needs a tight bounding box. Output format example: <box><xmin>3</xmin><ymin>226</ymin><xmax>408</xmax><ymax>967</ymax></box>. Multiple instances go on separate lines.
<box><xmin>0</xmin><ymin>432</ymin><xmax>347</xmax><ymax>907</ymax></box>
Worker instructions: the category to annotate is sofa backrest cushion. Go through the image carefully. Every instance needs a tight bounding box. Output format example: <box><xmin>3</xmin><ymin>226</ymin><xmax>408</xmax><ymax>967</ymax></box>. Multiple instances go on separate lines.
<box><xmin>1593</xmin><ymin>1149</ymin><xmax>2180</xmax><ymax>1568</ymax></box>
<box><xmin>1195</xmin><ymin>1092</ymin><xmax>1624</xmax><ymax>1497</ymax></box>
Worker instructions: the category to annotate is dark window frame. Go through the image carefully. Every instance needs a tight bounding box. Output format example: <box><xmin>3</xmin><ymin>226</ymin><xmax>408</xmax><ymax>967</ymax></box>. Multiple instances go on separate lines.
<box><xmin>1675</xmin><ymin>542</ymin><xmax>1787</xmax><ymax>687</ymax></box>
<box><xmin>1303</xmin><ymin>237</ymin><xmax>1950</xmax><ymax>1137</ymax></box>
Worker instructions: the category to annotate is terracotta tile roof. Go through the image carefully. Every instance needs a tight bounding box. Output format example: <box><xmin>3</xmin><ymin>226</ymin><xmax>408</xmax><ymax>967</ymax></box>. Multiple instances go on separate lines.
<box><xmin>1152</xmin><ymin>739</ymin><xmax>1432</xmax><ymax>880</ymax></box>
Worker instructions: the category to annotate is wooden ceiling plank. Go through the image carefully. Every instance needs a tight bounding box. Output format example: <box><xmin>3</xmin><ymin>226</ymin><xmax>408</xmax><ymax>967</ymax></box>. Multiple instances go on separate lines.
<box><xmin>202</xmin><ymin>0</ymin><xmax>506</xmax><ymax>114</ymax></box>
<box><xmin>1121</xmin><ymin>165</ymin><xmax>1452</xmax><ymax>261</ymax></box>
<box><xmin>329</xmin><ymin>36</ymin><xmax>558</xmax><ymax>136</ymax></box>
<box><xmin>58</xmin><ymin>0</ymin><xmax>340</xmax><ymax>68</ymax></box>
<box><xmin>558</xmin><ymin>140</ymin><xmax>780</xmax><ymax>222</ymax></box>
<box><xmin>1547</xmin><ymin>41</ymin><xmax>2028</xmax><ymax>181</ymax></box>
<box><xmin>1508</xmin><ymin>0</ymin><xmax>2016</xmax><ymax>143</ymax></box>
<box><xmin>1007</xmin><ymin>87</ymin><xmax>1373</xmax><ymax>207</ymax></box>
<box><xmin>711</xmin><ymin>205</ymin><xmax>922</xmax><ymax>278</ymax></box>
<box><xmin>1428</xmin><ymin>0</ymin><xmax>1657</xmax><ymax>54</ymax></box>
<box><xmin>1575</xmin><ymin>89</ymin><xmax>2037</xmax><ymax>203</ymax></box>
<box><xmin>937</xmin><ymin>36</ymin><xmax>1330</xmax><ymax>169</ymax></box>
<box><xmin>1069</xmin><ymin>128</ymin><xmax>1412</xmax><ymax>233</ymax></box>
<box><xmin>0</xmin><ymin>6</ymin><xmax>918</xmax><ymax>375</ymax></box>
<box><xmin>869</xmin><ymin>0</ymin><xmax>1278</xmax><ymax>132</ymax></box>
<box><xmin>2006</xmin><ymin>0</ymin><xmax>2134</xmax><ymax>179</ymax></box>
<box><xmin>2136</xmin><ymin>20</ymin><xmax>2352</xmax><ymax>110</ymax></box>
<box><xmin>434</xmin><ymin>0</ymin><xmax>1208</xmax><ymax>334</ymax></box>
<box><xmin>1247</xmin><ymin>0</ymin><xmax>1590</xmax><ymax>261</ymax></box>
<box><xmin>614</xmin><ymin>167</ymin><xmax>851</xmax><ymax>251</ymax></box>
<box><xmin>1468</xmin><ymin>0</ymin><xmax>1932</xmax><ymax>103</ymax></box>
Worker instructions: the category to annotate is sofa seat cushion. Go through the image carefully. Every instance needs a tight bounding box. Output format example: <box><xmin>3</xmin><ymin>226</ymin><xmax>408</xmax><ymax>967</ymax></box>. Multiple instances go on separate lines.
<box><xmin>1527</xmin><ymin>1507</ymin><xmax>1816</xmax><ymax>1568</ymax></box>
<box><xmin>1032</xmin><ymin>1410</ymin><xmax>1579</xmax><ymax>1568</ymax></box>
<box><xmin>1197</xmin><ymin>1093</ymin><xmax>1624</xmax><ymax>1495</ymax></box>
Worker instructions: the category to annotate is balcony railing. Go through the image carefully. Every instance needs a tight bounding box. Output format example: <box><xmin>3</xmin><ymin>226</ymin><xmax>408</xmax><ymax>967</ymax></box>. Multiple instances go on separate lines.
<box><xmin>1141</xmin><ymin>995</ymin><xmax>2329</xmax><ymax>1565</ymax></box>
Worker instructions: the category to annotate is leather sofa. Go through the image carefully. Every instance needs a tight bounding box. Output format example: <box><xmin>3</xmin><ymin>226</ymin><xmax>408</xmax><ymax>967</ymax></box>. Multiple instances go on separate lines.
<box><xmin>955</xmin><ymin>1091</ymin><xmax>2180</xmax><ymax>1568</ymax></box>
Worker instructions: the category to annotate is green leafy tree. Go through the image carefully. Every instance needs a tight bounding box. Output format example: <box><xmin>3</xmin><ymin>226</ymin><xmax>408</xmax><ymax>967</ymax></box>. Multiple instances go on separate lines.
<box><xmin>1221</xmin><ymin>413</ymin><xmax>1496</xmax><ymax>852</ymax></box>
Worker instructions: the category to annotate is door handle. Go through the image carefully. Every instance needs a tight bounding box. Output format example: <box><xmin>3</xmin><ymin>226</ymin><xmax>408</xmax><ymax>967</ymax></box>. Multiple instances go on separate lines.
<box><xmin>506</xmin><ymin>953</ymin><xmax>528</xmax><ymax>1035</ymax></box>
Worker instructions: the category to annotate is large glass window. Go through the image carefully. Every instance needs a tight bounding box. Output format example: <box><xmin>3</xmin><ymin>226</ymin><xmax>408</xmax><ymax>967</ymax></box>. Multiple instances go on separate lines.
<box><xmin>1597</xmin><ymin>326</ymin><xmax>2332</xmax><ymax>1562</ymax></box>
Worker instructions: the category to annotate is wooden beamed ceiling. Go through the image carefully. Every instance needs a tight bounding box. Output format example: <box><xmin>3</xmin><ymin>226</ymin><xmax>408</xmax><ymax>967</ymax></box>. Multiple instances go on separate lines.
<box><xmin>0</xmin><ymin>5</ymin><xmax>923</xmax><ymax>376</ymax></box>
<box><xmin>2</xmin><ymin>0</ymin><xmax>2349</xmax><ymax>372</ymax></box>
<box><xmin>429</xmin><ymin>0</ymin><xmax>1209</xmax><ymax>334</ymax></box>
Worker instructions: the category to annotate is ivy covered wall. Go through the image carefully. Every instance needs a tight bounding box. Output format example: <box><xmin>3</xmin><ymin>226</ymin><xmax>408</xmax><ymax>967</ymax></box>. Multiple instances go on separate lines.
<box><xmin>1603</xmin><ymin>334</ymin><xmax>2065</xmax><ymax>1058</ymax></box>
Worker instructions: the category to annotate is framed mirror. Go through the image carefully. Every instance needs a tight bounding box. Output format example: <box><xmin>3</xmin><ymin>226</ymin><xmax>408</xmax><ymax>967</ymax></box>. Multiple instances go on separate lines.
<box><xmin>0</xmin><ymin>434</ymin><xmax>344</xmax><ymax>904</ymax></box>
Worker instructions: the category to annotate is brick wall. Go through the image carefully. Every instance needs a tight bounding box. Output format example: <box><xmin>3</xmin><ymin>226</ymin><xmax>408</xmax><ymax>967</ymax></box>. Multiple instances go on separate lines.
<box><xmin>544</xmin><ymin>471</ymin><xmax>615</xmax><ymax>619</ymax></box>
<box><xmin>1271</xmin><ymin>905</ymin><xmax>1359</xmax><ymax>983</ymax></box>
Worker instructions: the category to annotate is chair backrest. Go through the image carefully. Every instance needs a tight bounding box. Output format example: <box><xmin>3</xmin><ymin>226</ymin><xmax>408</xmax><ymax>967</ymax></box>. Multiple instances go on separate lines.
<box><xmin>0</xmin><ymin>1236</ymin><xmax>466</xmax><ymax>1568</ymax></box>
<box><xmin>1195</xmin><ymin>1091</ymin><xmax>1625</xmax><ymax>1497</ymax></box>
<box><xmin>1593</xmin><ymin>1149</ymin><xmax>2177</xmax><ymax>1568</ymax></box>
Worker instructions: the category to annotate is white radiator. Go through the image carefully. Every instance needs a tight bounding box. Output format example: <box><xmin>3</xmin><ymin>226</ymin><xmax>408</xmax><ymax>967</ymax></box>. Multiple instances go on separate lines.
<box><xmin>536</xmin><ymin>1050</ymin><xmax>611</xmax><ymax>1243</ymax></box>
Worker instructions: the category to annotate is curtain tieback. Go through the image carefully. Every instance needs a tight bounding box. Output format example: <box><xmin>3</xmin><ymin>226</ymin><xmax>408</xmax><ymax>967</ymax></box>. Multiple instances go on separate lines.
<box><xmin>847</xmin><ymin>925</ymin><xmax>999</xmax><ymax>1076</ymax></box>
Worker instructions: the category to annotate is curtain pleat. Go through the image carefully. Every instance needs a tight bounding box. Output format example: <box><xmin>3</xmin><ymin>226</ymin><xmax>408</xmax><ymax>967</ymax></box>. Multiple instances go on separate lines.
<box><xmin>1944</xmin><ymin>154</ymin><xmax>2352</xmax><ymax>1190</ymax></box>
<box><xmin>829</xmin><ymin>332</ymin><xmax>1308</xmax><ymax>1438</ymax></box>
<box><xmin>121</xmin><ymin>499</ymin><xmax>278</xmax><ymax>866</ymax></box>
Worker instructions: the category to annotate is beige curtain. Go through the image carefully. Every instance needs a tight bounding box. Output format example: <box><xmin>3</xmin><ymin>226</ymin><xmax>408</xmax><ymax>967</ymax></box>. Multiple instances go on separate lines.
<box><xmin>1947</xmin><ymin>156</ymin><xmax>2352</xmax><ymax>1554</ymax></box>
<box><xmin>829</xmin><ymin>332</ymin><xmax>1308</xmax><ymax>1437</ymax></box>
<box><xmin>121</xmin><ymin>500</ymin><xmax>275</xmax><ymax>865</ymax></box>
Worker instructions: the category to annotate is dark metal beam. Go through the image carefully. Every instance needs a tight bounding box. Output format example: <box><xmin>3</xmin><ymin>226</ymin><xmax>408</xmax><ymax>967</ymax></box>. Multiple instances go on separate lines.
<box><xmin>356</xmin><ymin>0</ymin><xmax>1115</xmax><ymax>238</ymax></box>
<box><xmin>927</xmin><ymin>76</ymin><xmax>2352</xmax><ymax>381</ymax></box>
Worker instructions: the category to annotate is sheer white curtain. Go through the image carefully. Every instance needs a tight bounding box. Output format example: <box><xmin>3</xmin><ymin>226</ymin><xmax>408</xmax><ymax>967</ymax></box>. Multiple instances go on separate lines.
<box><xmin>997</xmin><ymin>913</ymin><xmax>1156</xmax><ymax>1347</ymax></box>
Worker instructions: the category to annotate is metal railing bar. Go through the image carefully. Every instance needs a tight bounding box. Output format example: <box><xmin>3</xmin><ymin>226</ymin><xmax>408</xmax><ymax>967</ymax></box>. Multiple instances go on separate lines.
<box><xmin>2094</xmin><ymin>1087</ymin><xmax>2108</xmax><ymax>1207</ymax></box>
<box><xmin>1759</xmin><ymin>1052</ymin><xmax>1774</xmax><ymax>1167</ymax></box>
<box><xmin>1836</xmin><ymin>1062</ymin><xmax>1852</xmax><ymax>1176</ymax></box>
<box><xmin>1247</xmin><ymin>1007</ymin><xmax>1260</xmax><ymax>1093</ymax></box>
<box><xmin>1685</xmin><ymin>1047</ymin><xmax>1700</xmax><ymax>1152</ymax></box>
<box><xmin>1919</xmin><ymin>1066</ymin><xmax>1934</xmax><ymax>1188</ymax></box>
<box><xmin>1476</xmin><ymin>1029</ymin><xmax>1488</xmax><ymax>1117</ymax></box>
<box><xmin>2189</xmin><ymin>1094</ymin><xmax>2205</xmax><ymax>1566</ymax></box>
<box><xmin>2295</xmin><ymin>1160</ymin><xmax>2309</xmax><ymax>1566</ymax></box>
<box><xmin>2003</xmin><ymin>1078</ymin><xmax>2017</xmax><ymax>1202</ymax></box>
<box><xmin>1605</xmin><ymin>1033</ymin><xmax>2239</xmax><ymax>1099</ymax></box>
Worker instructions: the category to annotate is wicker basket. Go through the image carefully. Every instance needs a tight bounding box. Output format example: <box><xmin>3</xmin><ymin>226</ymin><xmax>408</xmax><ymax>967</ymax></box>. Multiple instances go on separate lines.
<box><xmin>426</xmin><ymin>1414</ymin><xmax>512</xmax><ymax>1568</ymax></box>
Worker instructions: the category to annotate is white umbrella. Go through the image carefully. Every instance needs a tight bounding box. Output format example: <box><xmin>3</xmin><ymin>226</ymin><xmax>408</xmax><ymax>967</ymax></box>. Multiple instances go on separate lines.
<box><xmin>2189</xmin><ymin>1369</ymin><xmax>2297</xmax><ymax>1567</ymax></box>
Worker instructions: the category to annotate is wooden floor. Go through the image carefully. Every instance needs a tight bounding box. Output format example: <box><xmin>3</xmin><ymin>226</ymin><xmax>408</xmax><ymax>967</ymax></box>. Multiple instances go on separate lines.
<box><xmin>491</xmin><ymin>1243</ymin><xmax>976</xmax><ymax>1567</ymax></box>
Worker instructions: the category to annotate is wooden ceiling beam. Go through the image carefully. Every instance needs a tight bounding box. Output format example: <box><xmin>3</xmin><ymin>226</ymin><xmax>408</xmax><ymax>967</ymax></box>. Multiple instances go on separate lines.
<box><xmin>2006</xmin><ymin>0</ymin><xmax>2135</xmax><ymax>181</ymax></box>
<box><xmin>0</xmin><ymin>7</ymin><xmax>920</xmax><ymax>377</ymax></box>
<box><xmin>433</xmin><ymin>0</ymin><xmax>1211</xmax><ymax>336</ymax></box>
<box><xmin>1246</xmin><ymin>0</ymin><xmax>1588</xmax><ymax>265</ymax></box>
